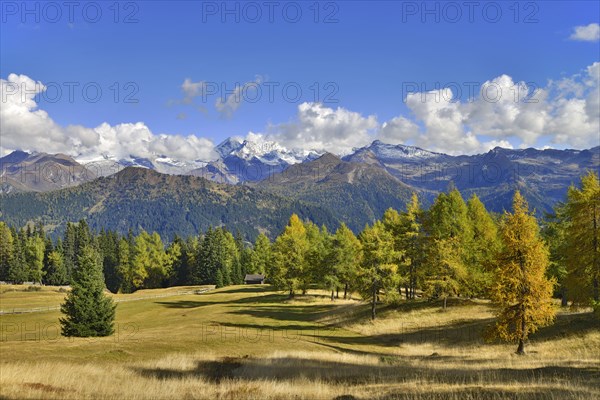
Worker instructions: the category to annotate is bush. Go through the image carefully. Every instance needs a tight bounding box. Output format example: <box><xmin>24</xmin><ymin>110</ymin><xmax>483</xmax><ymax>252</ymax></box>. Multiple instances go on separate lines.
<box><xmin>25</xmin><ymin>285</ymin><xmax>42</xmax><ymax>292</ymax></box>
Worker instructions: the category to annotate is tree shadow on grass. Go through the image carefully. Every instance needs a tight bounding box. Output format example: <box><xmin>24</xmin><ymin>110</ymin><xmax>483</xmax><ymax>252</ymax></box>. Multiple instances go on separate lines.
<box><xmin>154</xmin><ymin>300</ymin><xmax>221</xmax><ymax>309</ymax></box>
<box><xmin>215</xmin><ymin>286</ymin><xmax>271</xmax><ymax>294</ymax></box>
<box><xmin>226</xmin><ymin>293</ymin><xmax>290</xmax><ymax>304</ymax></box>
<box><xmin>133</xmin><ymin>355</ymin><xmax>600</xmax><ymax>395</ymax></box>
<box><xmin>533</xmin><ymin>311</ymin><xmax>600</xmax><ymax>342</ymax></box>
<box><xmin>154</xmin><ymin>293</ymin><xmax>286</xmax><ymax>309</ymax></box>
<box><xmin>228</xmin><ymin>304</ymin><xmax>340</xmax><ymax>322</ymax></box>
<box><xmin>318</xmin><ymin>298</ymin><xmax>485</xmax><ymax>328</ymax></box>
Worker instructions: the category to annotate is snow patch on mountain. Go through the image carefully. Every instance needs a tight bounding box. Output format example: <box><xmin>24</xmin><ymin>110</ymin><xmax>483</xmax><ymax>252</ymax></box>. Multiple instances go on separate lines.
<box><xmin>367</xmin><ymin>140</ymin><xmax>442</xmax><ymax>159</ymax></box>
<box><xmin>216</xmin><ymin>134</ymin><xmax>323</xmax><ymax>165</ymax></box>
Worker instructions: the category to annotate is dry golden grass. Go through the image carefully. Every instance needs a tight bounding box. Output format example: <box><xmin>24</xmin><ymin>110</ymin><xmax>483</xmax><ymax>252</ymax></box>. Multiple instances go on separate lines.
<box><xmin>1</xmin><ymin>285</ymin><xmax>598</xmax><ymax>399</ymax></box>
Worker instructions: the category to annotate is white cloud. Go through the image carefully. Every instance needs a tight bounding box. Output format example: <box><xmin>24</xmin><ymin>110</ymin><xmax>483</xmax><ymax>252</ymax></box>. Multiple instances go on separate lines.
<box><xmin>181</xmin><ymin>78</ymin><xmax>207</xmax><ymax>104</ymax></box>
<box><xmin>569</xmin><ymin>23</ymin><xmax>600</xmax><ymax>42</ymax></box>
<box><xmin>379</xmin><ymin>116</ymin><xmax>420</xmax><ymax>143</ymax></box>
<box><xmin>215</xmin><ymin>76</ymin><xmax>263</xmax><ymax>118</ymax></box>
<box><xmin>266</xmin><ymin>102</ymin><xmax>378</xmax><ymax>155</ymax></box>
<box><xmin>391</xmin><ymin>63</ymin><xmax>600</xmax><ymax>154</ymax></box>
<box><xmin>462</xmin><ymin>75</ymin><xmax>549</xmax><ymax>147</ymax></box>
<box><xmin>2</xmin><ymin>64</ymin><xmax>599</xmax><ymax>164</ymax></box>
<box><xmin>0</xmin><ymin>73</ymin><xmax>217</xmax><ymax>162</ymax></box>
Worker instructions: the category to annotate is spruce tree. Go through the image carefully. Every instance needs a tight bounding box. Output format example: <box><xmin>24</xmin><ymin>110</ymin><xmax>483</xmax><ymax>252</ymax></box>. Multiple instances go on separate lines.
<box><xmin>60</xmin><ymin>245</ymin><xmax>116</xmax><ymax>337</ymax></box>
<box><xmin>62</xmin><ymin>222</ymin><xmax>77</xmax><ymax>280</ymax></box>
<box><xmin>45</xmin><ymin>250</ymin><xmax>68</xmax><ymax>286</ymax></box>
<box><xmin>9</xmin><ymin>230</ymin><xmax>29</xmax><ymax>284</ymax></box>
<box><xmin>488</xmin><ymin>191</ymin><xmax>555</xmax><ymax>354</ymax></box>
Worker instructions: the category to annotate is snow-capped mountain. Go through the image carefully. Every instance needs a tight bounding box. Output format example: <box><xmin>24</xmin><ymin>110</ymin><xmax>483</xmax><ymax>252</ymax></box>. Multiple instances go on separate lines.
<box><xmin>73</xmin><ymin>153</ymin><xmax>207</xmax><ymax>177</ymax></box>
<box><xmin>190</xmin><ymin>136</ymin><xmax>322</xmax><ymax>184</ymax></box>
<box><xmin>345</xmin><ymin>140</ymin><xmax>443</xmax><ymax>164</ymax></box>
<box><xmin>69</xmin><ymin>136</ymin><xmax>316</xmax><ymax>181</ymax></box>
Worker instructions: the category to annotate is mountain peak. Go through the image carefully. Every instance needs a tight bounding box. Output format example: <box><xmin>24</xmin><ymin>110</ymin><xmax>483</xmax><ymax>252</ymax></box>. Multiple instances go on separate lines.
<box><xmin>367</xmin><ymin>140</ymin><xmax>441</xmax><ymax>159</ymax></box>
<box><xmin>0</xmin><ymin>150</ymin><xmax>31</xmax><ymax>164</ymax></box>
<box><xmin>215</xmin><ymin>137</ymin><xmax>244</xmax><ymax>158</ymax></box>
<box><xmin>315</xmin><ymin>152</ymin><xmax>342</xmax><ymax>164</ymax></box>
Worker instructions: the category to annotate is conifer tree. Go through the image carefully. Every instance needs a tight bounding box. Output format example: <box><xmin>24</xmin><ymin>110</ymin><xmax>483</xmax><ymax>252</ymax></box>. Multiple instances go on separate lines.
<box><xmin>142</xmin><ymin>232</ymin><xmax>173</xmax><ymax>288</ymax></box>
<box><xmin>252</xmin><ymin>233</ymin><xmax>272</xmax><ymax>276</ymax></box>
<box><xmin>98</xmin><ymin>230</ymin><xmax>121</xmax><ymax>293</ymax></box>
<box><xmin>563</xmin><ymin>171</ymin><xmax>600</xmax><ymax>316</ymax></box>
<box><xmin>331</xmin><ymin>223</ymin><xmax>362</xmax><ymax>300</ymax></box>
<box><xmin>382</xmin><ymin>208</ymin><xmax>409</xmax><ymax>298</ymax></box>
<box><xmin>424</xmin><ymin>237</ymin><xmax>467</xmax><ymax>309</ymax></box>
<box><xmin>44</xmin><ymin>250</ymin><xmax>68</xmax><ymax>286</ymax></box>
<box><xmin>24</xmin><ymin>235</ymin><xmax>45</xmax><ymax>284</ymax></box>
<box><xmin>358</xmin><ymin>221</ymin><xmax>398</xmax><ymax>319</ymax></box>
<box><xmin>62</xmin><ymin>222</ymin><xmax>77</xmax><ymax>279</ymax></box>
<box><xmin>60</xmin><ymin>245</ymin><xmax>116</xmax><ymax>337</ymax></box>
<box><xmin>9</xmin><ymin>230</ymin><xmax>29</xmax><ymax>283</ymax></box>
<box><xmin>466</xmin><ymin>194</ymin><xmax>500</xmax><ymax>297</ymax></box>
<box><xmin>400</xmin><ymin>194</ymin><xmax>425</xmax><ymax>300</ymax></box>
<box><xmin>115</xmin><ymin>237</ymin><xmax>131</xmax><ymax>292</ymax></box>
<box><xmin>542</xmin><ymin>207</ymin><xmax>569</xmax><ymax>306</ymax></box>
<box><xmin>488</xmin><ymin>191</ymin><xmax>555</xmax><ymax>354</ymax></box>
<box><xmin>0</xmin><ymin>222</ymin><xmax>14</xmax><ymax>281</ymax></box>
<box><xmin>424</xmin><ymin>189</ymin><xmax>472</xmax><ymax>303</ymax></box>
<box><xmin>167</xmin><ymin>236</ymin><xmax>187</xmax><ymax>286</ymax></box>
<box><xmin>272</xmin><ymin>214</ymin><xmax>309</xmax><ymax>298</ymax></box>
<box><xmin>304</xmin><ymin>221</ymin><xmax>329</xmax><ymax>295</ymax></box>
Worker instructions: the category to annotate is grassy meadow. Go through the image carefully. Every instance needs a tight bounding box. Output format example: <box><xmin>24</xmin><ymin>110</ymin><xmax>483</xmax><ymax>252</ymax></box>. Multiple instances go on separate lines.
<box><xmin>0</xmin><ymin>284</ymin><xmax>599</xmax><ymax>399</ymax></box>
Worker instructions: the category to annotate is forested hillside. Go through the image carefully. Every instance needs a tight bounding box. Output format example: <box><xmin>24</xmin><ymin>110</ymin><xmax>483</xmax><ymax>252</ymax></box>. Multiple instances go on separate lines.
<box><xmin>0</xmin><ymin>167</ymin><xmax>338</xmax><ymax>241</ymax></box>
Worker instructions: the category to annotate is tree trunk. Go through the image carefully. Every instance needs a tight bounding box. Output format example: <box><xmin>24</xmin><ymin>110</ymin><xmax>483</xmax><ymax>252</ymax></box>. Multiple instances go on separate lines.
<box><xmin>409</xmin><ymin>265</ymin><xmax>414</xmax><ymax>299</ymax></box>
<box><xmin>371</xmin><ymin>282</ymin><xmax>377</xmax><ymax>320</ymax></box>
<box><xmin>331</xmin><ymin>290</ymin><xmax>334</xmax><ymax>301</ymax></box>
<box><xmin>443</xmin><ymin>296</ymin><xmax>447</xmax><ymax>310</ymax></box>
<box><xmin>404</xmin><ymin>286</ymin><xmax>409</xmax><ymax>300</ymax></box>
<box><xmin>344</xmin><ymin>283</ymin><xmax>348</xmax><ymax>299</ymax></box>
<box><xmin>336</xmin><ymin>288</ymin><xmax>339</xmax><ymax>299</ymax></box>
<box><xmin>561</xmin><ymin>286</ymin><xmax>568</xmax><ymax>307</ymax></box>
<box><xmin>289</xmin><ymin>289</ymin><xmax>294</xmax><ymax>299</ymax></box>
<box><xmin>516</xmin><ymin>310</ymin><xmax>527</xmax><ymax>355</ymax></box>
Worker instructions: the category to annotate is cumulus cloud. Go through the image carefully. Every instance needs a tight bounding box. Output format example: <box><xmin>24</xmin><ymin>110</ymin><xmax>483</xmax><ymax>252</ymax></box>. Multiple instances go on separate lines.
<box><xmin>2</xmin><ymin>64</ymin><xmax>599</xmax><ymax>163</ymax></box>
<box><xmin>379</xmin><ymin>116</ymin><xmax>420</xmax><ymax>144</ymax></box>
<box><xmin>403</xmin><ymin>88</ymin><xmax>483</xmax><ymax>154</ymax></box>
<box><xmin>0</xmin><ymin>73</ymin><xmax>217</xmax><ymax>161</ymax></box>
<box><xmin>388</xmin><ymin>63</ymin><xmax>600</xmax><ymax>154</ymax></box>
<box><xmin>569</xmin><ymin>23</ymin><xmax>600</xmax><ymax>42</ymax></box>
<box><xmin>265</xmin><ymin>102</ymin><xmax>378</xmax><ymax>155</ymax></box>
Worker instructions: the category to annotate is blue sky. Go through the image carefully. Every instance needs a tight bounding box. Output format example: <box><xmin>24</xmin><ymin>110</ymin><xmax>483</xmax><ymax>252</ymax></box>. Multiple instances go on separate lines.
<box><xmin>1</xmin><ymin>1</ymin><xmax>599</xmax><ymax>158</ymax></box>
